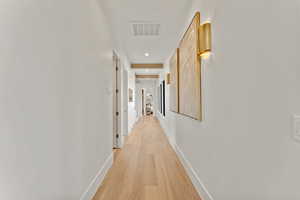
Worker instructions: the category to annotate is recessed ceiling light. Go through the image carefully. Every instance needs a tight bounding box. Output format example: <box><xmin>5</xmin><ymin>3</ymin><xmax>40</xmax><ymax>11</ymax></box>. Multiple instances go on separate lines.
<box><xmin>144</xmin><ymin>53</ymin><xmax>150</xmax><ymax>57</ymax></box>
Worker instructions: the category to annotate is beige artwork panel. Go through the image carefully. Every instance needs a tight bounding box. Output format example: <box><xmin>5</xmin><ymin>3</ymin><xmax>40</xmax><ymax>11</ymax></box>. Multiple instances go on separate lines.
<box><xmin>169</xmin><ymin>48</ymin><xmax>179</xmax><ymax>112</ymax></box>
<box><xmin>178</xmin><ymin>12</ymin><xmax>202</xmax><ymax>120</ymax></box>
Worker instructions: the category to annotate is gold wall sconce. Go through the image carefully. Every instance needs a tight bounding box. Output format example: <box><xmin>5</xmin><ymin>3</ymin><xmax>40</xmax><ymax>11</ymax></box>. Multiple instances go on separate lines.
<box><xmin>166</xmin><ymin>73</ymin><xmax>171</xmax><ymax>85</ymax></box>
<box><xmin>199</xmin><ymin>22</ymin><xmax>212</xmax><ymax>58</ymax></box>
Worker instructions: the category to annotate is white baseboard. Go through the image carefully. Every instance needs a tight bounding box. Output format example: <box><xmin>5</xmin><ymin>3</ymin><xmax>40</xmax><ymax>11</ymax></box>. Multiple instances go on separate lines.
<box><xmin>157</xmin><ymin>116</ymin><xmax>175</xmax><ymax>149</ymax></box>
<box><xmin>128</xmin><ymin>123</ymin><xmax>134</xmax><ymax>135</ymax></box>
<box><xmin>156</xmin><ymin>114</ymin><xmax>167</xmax><ymax>133</ymax></box>
<box><xmin>156</xmin><ymin>114</ymin><xmax>213</xmax><ymax>200</ymax></box>
<box><xmin>128</xmin><ymin>116</ymin><xmax>138</xmax><ymax>136</ymax></box>
<box><xmin>80</xmin><ymin>153</ymin><xmax>113</xmax><ymax>200</ymax></box>
<box><xmin>173</xmin><ymin>144</ymin><xmax>214</xmax><ymax>200</ymax></box>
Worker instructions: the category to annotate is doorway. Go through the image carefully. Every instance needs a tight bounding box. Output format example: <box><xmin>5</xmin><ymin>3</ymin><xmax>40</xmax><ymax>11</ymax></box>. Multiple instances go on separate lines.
<box><xmin>145</xmin><ymin>93</ymin><xmax>154</xmax><ymax>116</ymax></box>
<box><xmin>141</xmin><ymin>89</ymin><xmax>145</xmax><ymax>116</ymax></box>
<box><xmin>112</xmin><ymin>51</ymin><xmax>122</xmax><ymax>149</ymax></box>
<box><xmin>122</xmin><ymin>69</ymin><xmax>128</xmax><ymax>136</ymax></box>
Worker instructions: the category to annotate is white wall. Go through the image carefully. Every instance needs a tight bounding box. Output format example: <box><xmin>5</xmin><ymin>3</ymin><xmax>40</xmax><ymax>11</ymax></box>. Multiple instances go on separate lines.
<box><xmin>159</xmin><ymin>0</ymin><xmax>300</xmax><ymax>199</ymax></box>
<box><xmin>101</xmin><ymin>0</ymin><xmax>135</xmax><ymax>137</ymax></box>
<box><xmin>157</xmin><ymin>68</ymin><xmax>177</xmax><ymax>148</ymax></box>
<box><xmin>0</xmin><ymin>0</ymin><xmax>114</xmax><ymax>199</ymax></box>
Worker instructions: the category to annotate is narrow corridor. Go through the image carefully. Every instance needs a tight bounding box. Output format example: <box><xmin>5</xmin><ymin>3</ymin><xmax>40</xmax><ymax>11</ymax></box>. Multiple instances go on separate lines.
<box><xmin>93</xmin><ymin>116</ymin><xmax>201</xmax><ymax>200</ymax></box>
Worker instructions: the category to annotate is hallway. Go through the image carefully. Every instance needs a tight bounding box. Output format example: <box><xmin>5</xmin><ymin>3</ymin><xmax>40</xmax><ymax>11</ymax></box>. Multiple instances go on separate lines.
<box><xmin>93</xmin><ymin>116</ymin><xmax>201</xmax><ymax>200</ymax></box>
<box><xmin>1</xmin><ymin>0</ymin><xmax>300</xmax><ymax>199</ymax></box>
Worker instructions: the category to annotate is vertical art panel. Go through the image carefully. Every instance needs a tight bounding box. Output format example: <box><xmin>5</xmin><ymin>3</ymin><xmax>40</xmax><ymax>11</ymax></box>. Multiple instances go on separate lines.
<box><xmin>178</xmin><ymin>12</ymin><xmax>202</xmax><ymax>120</ymax></box>
<box><xmin>169</xmin><ymin>48</ymin><xmax>180</xmax><ymax>112</ymax></box>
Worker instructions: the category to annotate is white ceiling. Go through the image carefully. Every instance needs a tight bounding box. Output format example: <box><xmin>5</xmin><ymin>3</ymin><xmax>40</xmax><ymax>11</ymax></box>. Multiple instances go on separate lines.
<box><xmin>101</xmin><ymin>0</ymin><xmax>193</xmax><ymax>64</ymax></box>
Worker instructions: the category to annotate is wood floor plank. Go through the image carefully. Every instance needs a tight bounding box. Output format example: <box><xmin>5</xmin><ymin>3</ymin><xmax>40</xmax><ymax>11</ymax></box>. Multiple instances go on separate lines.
<box><xmin>92</xmin><ymin>116</ymin><xmax>201</xmax><ymax>200</ymax></box>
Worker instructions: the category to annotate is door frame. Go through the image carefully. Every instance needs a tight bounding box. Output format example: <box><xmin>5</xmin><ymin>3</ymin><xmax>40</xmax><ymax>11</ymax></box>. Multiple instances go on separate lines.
<box><xmin>142</xmin><ymin>89</ymin><xmax>145</xmax><ymax>116</ymax></box>
<box><xmin>112</xmin><ymin>51</ymin><xmax>123</xmax><ymax>148</ymax></box>
<box><xmin>122</xmin><ymin>69</ymin><xmax>129</xmax><ymax>136</ymax></box>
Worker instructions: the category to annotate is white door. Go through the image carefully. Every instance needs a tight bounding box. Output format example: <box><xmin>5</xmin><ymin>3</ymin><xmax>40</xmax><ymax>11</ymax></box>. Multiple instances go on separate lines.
<box><xmin>112</xmin><ymin>51</ymin><xmax>122</xmax><ymax>148</ymax></box>
<box><xmin>122</xmin><ymin>69</ymin><xmax>129</xmax><ymax>136</ymax></box>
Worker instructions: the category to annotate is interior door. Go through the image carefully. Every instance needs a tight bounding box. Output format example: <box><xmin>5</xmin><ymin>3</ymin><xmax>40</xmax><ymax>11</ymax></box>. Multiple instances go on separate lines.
<box><xmin>122</xmin><ymin>69</ymin><xmax>128</xmax><ymax>135</ymax></box>
<box><xmin>113</xmin><ymin>51</ymin><xmax>122</xmax><ymax>148</ymax></box>
<box><xmin>142</xmin><ymin>89</ymin><xmax>145</xmax><ymax>116</ymax></box>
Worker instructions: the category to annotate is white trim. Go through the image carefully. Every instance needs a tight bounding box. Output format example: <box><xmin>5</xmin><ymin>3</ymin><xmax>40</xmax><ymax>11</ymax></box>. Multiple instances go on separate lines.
<box><xmin>173</xmin><ymin>144</ymin><xmax>214</xmax><ymax>200</ymax></box>
<box><xmin>80</xmin><ymin>153</ymin><xmax>113</xmax><ymax>200</ymax></box>
<box><xmin>157</xmin><ymin>114</ymin><xmax>176</xmax><ymax>149</ymax></box>
<box><xmin>128</xmin><ymin>113</ymin><xmax>138</xmax><ymax>135</ymax></box>
<box><xmin>157</xmin><ymin>113</ymin><xmax>213</xmax><ymax>200</ymax></box>
<box><xmin>157</xmin><ymin>114</ymin><xmax>166</xmax><ymax>130</ymax></box>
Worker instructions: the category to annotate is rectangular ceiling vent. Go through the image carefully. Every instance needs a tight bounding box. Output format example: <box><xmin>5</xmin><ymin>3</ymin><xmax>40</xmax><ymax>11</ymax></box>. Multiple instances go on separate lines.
<box><xmin>131</xmin><ymin>22</ymin><xmax>160</xmax><ymax>36</ymax></box>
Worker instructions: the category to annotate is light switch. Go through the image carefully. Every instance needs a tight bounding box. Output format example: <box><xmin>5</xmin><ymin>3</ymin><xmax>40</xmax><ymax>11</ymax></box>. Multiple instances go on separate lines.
<box><xmin>293</xmin><ymin>115</ymin><xmax>300</xmax><ymax>142</ymax></box>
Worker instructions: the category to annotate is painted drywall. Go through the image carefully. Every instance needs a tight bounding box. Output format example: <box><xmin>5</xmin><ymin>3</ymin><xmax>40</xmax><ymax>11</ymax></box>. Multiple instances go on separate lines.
<box><xmin>157</xmin><ymin>71</ymin><xmax>177</xmax><ymax>147</ymax></box>
<box><xmin>159</xmin><ymin>0</ymin><xmax>300</xmax><ymax>199</ymax></box>
<box><xmin>0</xmin><ymin>0</ymin><xmax>114</xmax><ymax>199</ymax></box>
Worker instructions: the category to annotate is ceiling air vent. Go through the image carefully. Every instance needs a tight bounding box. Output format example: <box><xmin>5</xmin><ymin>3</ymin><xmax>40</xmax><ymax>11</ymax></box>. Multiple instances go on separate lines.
<box><xmin>131</xmin><ymin>22</ymin><xmax>160</xmax><ymax>36</ymax></box>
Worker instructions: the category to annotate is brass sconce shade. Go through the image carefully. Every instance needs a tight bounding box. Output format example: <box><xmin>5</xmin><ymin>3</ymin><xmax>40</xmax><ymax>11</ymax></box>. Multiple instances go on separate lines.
<box><xmin>199</xmin><ymin>23</ymin><xmax>212</xmax><ymax>56</ymax></box>
<box><xmin>166</xmin><ymin>73</ymin><xmax>171</xmax><ymax>85</ymax></box>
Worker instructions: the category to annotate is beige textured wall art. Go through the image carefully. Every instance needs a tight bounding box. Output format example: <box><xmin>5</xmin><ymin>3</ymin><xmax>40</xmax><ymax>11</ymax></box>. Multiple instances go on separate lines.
<box><xmin>169</xmin><ymin>48</ymin><xmax>180</xmax><ymax>113</ymax></box>
<box><xmin>178</xmin><ymin>12</ymin><xmax>202</xmax><ymax>120</ymax></box>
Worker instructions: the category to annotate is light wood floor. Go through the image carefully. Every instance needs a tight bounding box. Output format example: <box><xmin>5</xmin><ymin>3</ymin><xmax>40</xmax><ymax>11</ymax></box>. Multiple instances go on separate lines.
<box><xmin>93</xmin><ymin>116</ymin><xmax>201</xmax><ymax>200</ymax></box>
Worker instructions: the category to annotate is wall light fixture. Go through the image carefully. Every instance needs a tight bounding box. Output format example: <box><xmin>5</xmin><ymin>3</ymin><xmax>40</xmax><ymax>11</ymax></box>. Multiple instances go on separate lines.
<box><xmin>199</xmin><ymin>22</ymin><xmax>212</xmax><ymax>58</ymax></box>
